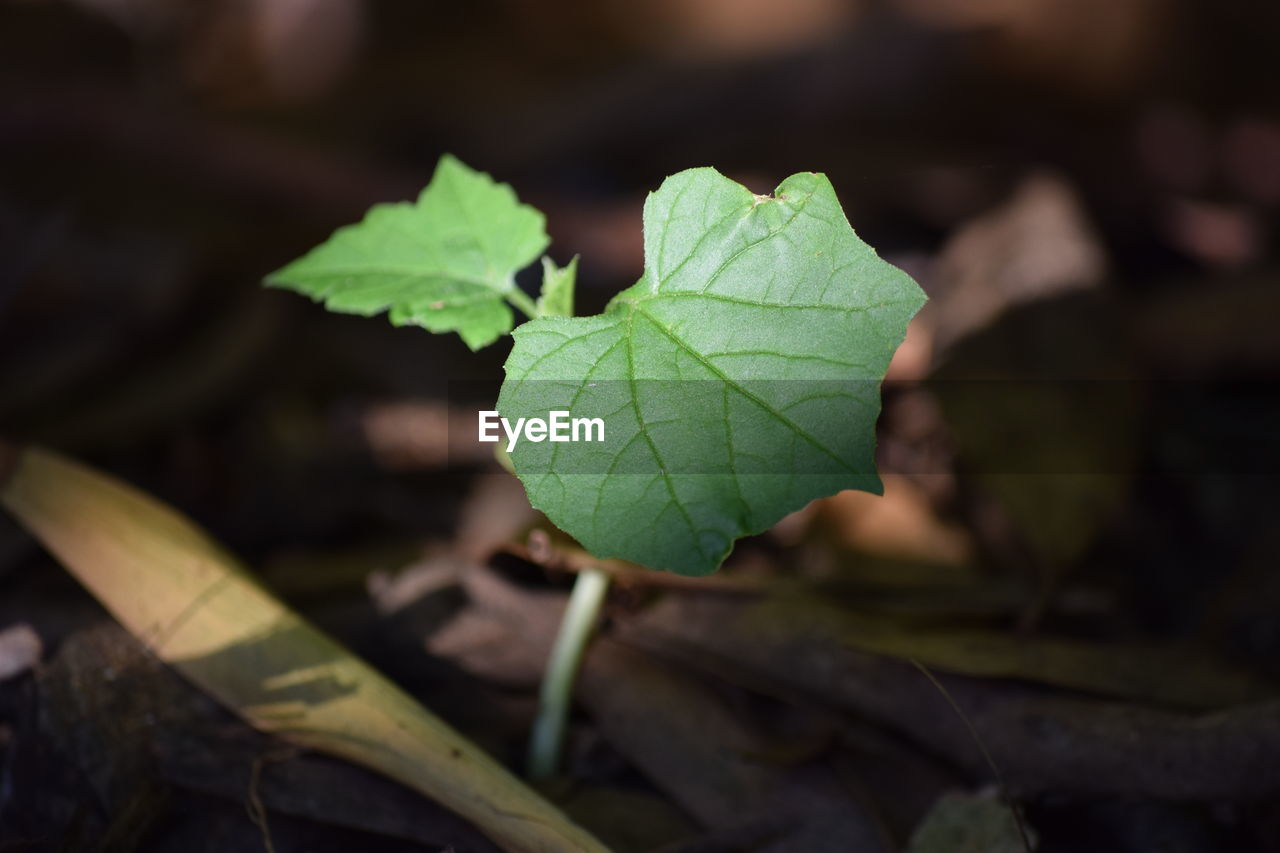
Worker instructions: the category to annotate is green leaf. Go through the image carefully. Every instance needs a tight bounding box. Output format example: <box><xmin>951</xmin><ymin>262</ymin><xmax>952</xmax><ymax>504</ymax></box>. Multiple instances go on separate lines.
<box><xmin>908</xmin><ymin>792</ymin><xmax>1033</xmax><ymax>853</ymax></box>
<box><xmin>266</xmin><ymin>155</ymin><xmax>548</xmax><ymax>350</ymax></box>
<box><xmin>536</xmin><ymin>255</ymin><xmax>578</xmax><ymax>318</ymax></box>
<box><xmin>498</xmin><ymin>168</ymin><xmax>925</xmax><ymax>575</ymax></box>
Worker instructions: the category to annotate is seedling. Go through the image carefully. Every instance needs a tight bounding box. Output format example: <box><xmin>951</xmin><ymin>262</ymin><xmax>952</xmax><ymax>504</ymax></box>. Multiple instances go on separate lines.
<box><xmin>266</xmin><ymin>156</ymin><xmax>925</xmax><ymax>778</ymax></box>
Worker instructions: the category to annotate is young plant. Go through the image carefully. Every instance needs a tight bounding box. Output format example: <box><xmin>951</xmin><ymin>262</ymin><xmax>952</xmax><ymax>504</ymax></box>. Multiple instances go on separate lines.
<box><xmin>267</xmin><ymin>156</ymin><xmax>925</xmax><ymax>777</ymax></box>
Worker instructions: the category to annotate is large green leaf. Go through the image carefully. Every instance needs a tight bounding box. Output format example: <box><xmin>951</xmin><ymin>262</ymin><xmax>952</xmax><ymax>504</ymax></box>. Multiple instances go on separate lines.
<box><xmin>266</xmin><ymin>155</ymin><xmax>548</xmax><ymax>350</ymax></box>
<box><xmin>498</xmin><ymin>168</ymin><xmax>925</xmax><ymax>575</ymax></box>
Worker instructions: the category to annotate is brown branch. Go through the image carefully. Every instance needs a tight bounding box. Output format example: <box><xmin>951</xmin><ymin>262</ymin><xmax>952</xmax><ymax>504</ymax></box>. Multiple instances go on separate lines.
<box><xmin>618</xmin><ymin>594</ymin><xmax>1280</xmax><ymax>801</ymax></box>
<box><xmin>503</xmin><ymin>532</ymin><xmax>774</xmax><ymax>594</ymax></box>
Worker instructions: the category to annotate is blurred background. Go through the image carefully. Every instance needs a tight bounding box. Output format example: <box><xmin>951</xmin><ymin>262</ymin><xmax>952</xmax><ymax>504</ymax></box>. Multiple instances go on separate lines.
<box><xmin>1</xmin><ymin>1</ymin><xmax>1279</xmax><ymax>851</ymax></box>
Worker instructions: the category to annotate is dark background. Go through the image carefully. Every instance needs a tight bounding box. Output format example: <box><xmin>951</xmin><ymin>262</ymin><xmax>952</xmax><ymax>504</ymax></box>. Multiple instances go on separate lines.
<box><xmin>1</xmin><ymin>1</ymin><xmax>1279</xmax><ymax>851</ymax></box>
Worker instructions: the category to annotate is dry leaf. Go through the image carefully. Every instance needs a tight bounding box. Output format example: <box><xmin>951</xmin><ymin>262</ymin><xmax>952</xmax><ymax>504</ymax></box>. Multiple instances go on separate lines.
<box><xmin>811</xmin><ymin>474</ymin><xmax>973</xmax><ymax>567</ymax></box>
<box><xmin>0</xmin><ymin>443</ymin><xmax>608</xmax><ymax>853</ymax></box>
<box><xmin>925</xmin><ymin>172</ymin><xmax>1107</xmax><ymax>354</ymax></box>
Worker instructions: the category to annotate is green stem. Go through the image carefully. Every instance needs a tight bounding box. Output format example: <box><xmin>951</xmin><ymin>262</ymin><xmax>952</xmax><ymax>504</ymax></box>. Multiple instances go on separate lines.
<box><xmin>527</xmin><ymin>567</ymin><xmax>611</xmax><ymax>780</ymax></box>
<box><xmin>515</xmin><ymin>270</ymin><xmax>599</xmax><ymax>780</ymax></box>
<box><xmin>507</xmin><ymin>287</ymin><xmax>541</xmax><ymax>321</ymax></box>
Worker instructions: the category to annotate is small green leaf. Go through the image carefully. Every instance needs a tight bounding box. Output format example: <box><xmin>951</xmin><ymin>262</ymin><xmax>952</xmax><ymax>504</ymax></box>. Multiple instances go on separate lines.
<box><xmin>908</xmin><ymin>792</ymin><xmax>1033</xmax><ymax>853</ymax></box>
<box><xmin>536</xmin><ymin>255</ymin><xmax>578</xmax><ymax>318</ymax></box>
<box><xmin>266</xmin><ymin>155</ymin><xmax>548</xmax><ymax>350</ymax></box>
<box><xmin>498</xmin><ymin>168</ymin><xmax>925</xmax><ymax>575</ymax></box>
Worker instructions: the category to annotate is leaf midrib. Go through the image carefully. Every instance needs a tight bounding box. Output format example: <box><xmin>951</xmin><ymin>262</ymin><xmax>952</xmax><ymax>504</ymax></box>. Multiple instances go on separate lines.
<box><xmin>628</xmin><ymin>302</ymin><xmax>860</xmax><ymax>475</ymax></box>
<box><xmin>623</xmin><ymin>308</ymin><xmax>709</xmax><ymax>561</ymax></box>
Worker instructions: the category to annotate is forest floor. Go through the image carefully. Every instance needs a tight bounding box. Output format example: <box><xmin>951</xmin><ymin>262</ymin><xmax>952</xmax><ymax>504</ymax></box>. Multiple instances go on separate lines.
<box><xmin>2</xmin><ymin>2</ymin><xmax>1279</xmax><ymax>851</ymax></box>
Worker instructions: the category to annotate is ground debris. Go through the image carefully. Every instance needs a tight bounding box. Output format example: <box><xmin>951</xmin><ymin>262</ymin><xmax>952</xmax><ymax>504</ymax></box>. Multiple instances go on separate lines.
<box><xmin>2</xmin><ymin>622</ymin><xmax>503</xmax><ymax>852</ymax></box>
<box><xmin>617</xmin><ymin>592</ymin><xmax>1280</xmax><ymax>801</ymax></box>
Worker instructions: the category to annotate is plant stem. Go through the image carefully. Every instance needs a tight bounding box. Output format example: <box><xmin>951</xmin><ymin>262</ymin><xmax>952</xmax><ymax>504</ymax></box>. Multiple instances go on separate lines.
<box><xmin>517</xmin><ymin>270</ymin><xmax>598</xmax><ymax>780</ymax></box>
<box><xmin>527</xmin><ymin>566</ymin><xmax>611</xmax><ymax>780</ymax></box>
<box><xmin>507</xmin><ymin>287</ymin><xmax>541</xmax><ymax>321</ymax></box>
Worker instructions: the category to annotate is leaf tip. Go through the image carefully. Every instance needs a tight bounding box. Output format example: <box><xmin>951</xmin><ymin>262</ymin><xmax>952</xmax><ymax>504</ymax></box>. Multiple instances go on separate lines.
<box><xmin>434</xmin><ymin>152</ymin><xmax>488</xmax><ymax>186</ymax></box>
<box><xmin>261</xmin><ymin>272</ymin><xmax>289</xmax><ymax>290</ymax></box>
<box><xmin>262</xmin><ymin>260</ymin><xmax>309</xmax><ymax>294</ymax></box>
